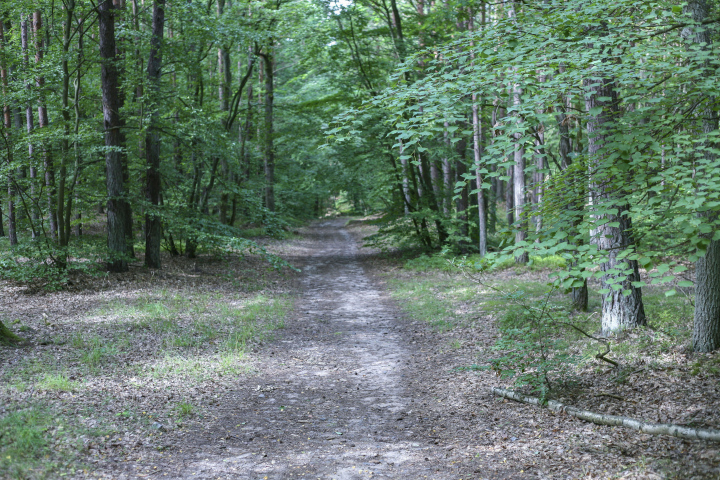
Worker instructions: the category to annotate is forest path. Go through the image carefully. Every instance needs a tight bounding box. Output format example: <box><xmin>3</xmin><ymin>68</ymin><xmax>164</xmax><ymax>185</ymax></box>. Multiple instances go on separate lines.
<box><xmin>110</xmin><ymin>218</ymin><xmax>495</xmax><ymax>479</ymax></box>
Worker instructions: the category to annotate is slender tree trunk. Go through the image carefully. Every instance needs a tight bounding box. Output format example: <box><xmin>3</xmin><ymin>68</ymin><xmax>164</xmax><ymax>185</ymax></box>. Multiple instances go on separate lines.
<box><xmin>472</xmin><ymin>97</ymin><xmax>487</xmax><ymax>256</ymax></box>
<box><xmin>585</xmin><ymin>66</ymin><xmax>645</xmax><ymax>333</ymax></box>
<box><xmin>70</xmin><ymin>21</ymin><xmax>85</xmax><ymax>238</ymax></box>
<box><xmin>34</xmin><ymin>10</ymin><xmax>58</xmax><ymax>241</ymax></box>
<box><xmin>218</xmin><ymin>0</ymin><xmax>231</xmax><ymax>224</ymax></box>
<box><xmin>144</xmin><ymin>0</ymin><xmax>165</xmax><ymax>269</ymax></box>
<box><xmin>21</xmin><ymin>18</ymin><xmax>39</xmax><ymax>236</ymax></box>
<box><xmin>455</xmin><ymin>136</ymin><xmax>469</xmax><ymax>249</ymax></box>
<box><xmin>0</xmin><ymin>22</ymin><xmax>17</xmax><ymax>245</ymax></box>
<box><xmin>512</xmin><ymin>80</ymin><xmax>528</xmax><ymax>263</ymax></box>
<box><xmin>262</xmin><ymin>47</ymin><xmax>275</xmax><ymax>212</ymax></box>
<box><xmin>57</xmin><ymin>0</ymin><xmax>76</xmax><ymax>248</ymax></box>
<box><xmin>99</xmin><ymin>0</ymin><xmax>129</xmax><ymax>272</ymax></box>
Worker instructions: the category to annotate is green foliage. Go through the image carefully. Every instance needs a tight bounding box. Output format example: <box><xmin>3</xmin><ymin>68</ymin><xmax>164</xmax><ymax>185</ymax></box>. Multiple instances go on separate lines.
<box><xmin>0</xmin><ymin>408</ymin><xmax>50</xmax><ymax>478</ymax></box>
<box><xmin>0</xmin><ymin>321</ymin><xmax>24</xmax><ymax>346</ymax></box>
<box><xmin>36</xmin><ymin>373</ymin><xmax>78</xmax><ymax>392</ymax></box>
<box><xmin>175</xmin><ymin>402</ymin><xmax>195</xmax><ymax>419</ymax></box>
<box><xmin>485</xmin><ymin>290</ymin><xmax>579</xmax><ymax>399</ymax></box>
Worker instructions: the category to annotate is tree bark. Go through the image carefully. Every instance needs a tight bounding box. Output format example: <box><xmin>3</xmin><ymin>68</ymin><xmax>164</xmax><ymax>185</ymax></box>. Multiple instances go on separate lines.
<box><xmin>21</xmin><ymin>18</ymin><xmax>39</xmax><ymax>237</ymax></box>
<box><xmin>0</xmin><ymin>21</ymin><xmax>18</xmax><ymax>245</ymax></box>
<box><xmin>682</xmin><ymin>0</ymin><xmax>720</xmax><ymax>352</ymax></box>
<box><xmin>33</xmin><ymin>10</ymin><xmax>58</xmax><ymax>241</ymax></box>
<box><xmin>261</xmin><ymin>47</ymin><xmax>275</xmax><ymax>212</ymax></box>
<box><xmin>99</xmin><ymin>0</ymin><xmax>129</xmax><ymax>272</ymax></box>
<box><xmin>512</xmin><ymin>80</ymin><xmax>528</xmax><ymax>264</ymax></box>
<box><xmin>472</xmin><ymin>96</ymin><xmax>487</xmax><ymax>256</ymax></box>
<box><xmin>492</xmin><ymin>387</ymin><xmax>720</xmax><ymax>442</ymax></box>
<box><xmin>585</xmin><ymin>66</ymin><xmax>645</xmax><ymax>333</ymax></box>
<box><xmin>144</xmin><ymin>0</ymin><xmax>165</xmax><ymax>269</ymax></box>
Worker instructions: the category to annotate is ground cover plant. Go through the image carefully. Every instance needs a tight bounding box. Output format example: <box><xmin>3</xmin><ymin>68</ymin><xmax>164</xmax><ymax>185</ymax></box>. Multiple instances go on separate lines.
<box><xmin>0</xmin><ymin>249</ymin><xmax>297</xmax><ymax>479</ymax></box>
<box><xmin>374</xmin><ymin>242</ymin><xmax>720</xmax><ymax>477</ymax></box>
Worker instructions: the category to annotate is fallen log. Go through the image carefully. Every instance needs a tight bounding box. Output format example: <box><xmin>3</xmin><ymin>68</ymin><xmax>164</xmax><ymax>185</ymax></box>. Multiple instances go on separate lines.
<box><xmin>491</xmin><ymin>387</ymin><xmax>720</xmax><ymax>442</ymax></box>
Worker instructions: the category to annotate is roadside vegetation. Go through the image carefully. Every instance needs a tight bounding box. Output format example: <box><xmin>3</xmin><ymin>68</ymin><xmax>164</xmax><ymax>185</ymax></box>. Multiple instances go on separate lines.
<box><xmin>0</xmin><ymin>251</ymin><xmax>296</xmax><ymax>479</ymax></box>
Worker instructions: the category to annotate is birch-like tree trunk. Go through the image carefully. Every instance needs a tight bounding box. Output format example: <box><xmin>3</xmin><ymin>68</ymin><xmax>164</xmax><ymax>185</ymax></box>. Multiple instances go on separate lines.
<box><xmin>585</xmin><ymin>65</ymin><xmax>645</xmax><ymax>333</ymax></box>
<box><xmin>512</xmin><ymin>79</ymin><xmax>528</xmax><ymax>263</ymax></box>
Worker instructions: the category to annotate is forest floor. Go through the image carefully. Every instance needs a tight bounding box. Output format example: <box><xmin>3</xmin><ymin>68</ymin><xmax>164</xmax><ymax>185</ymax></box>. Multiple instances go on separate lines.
<box><xmin>1</xmin><ymin>218</ymin><xmax>719</xmax><ymax>479</ymax></box>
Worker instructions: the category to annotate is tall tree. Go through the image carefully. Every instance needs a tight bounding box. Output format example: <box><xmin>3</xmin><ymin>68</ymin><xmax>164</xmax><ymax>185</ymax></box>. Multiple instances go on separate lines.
<box><xmin>584</xmin><ymin>60</ymin><xmax>646</xmax><ymax>333</ymax></box>
<box><xmin>98</xmin><ymin>0</ymin><xmax>129</xmax><ymax>272</ymax></box>
<box><xmin>682</xmin><ymin>0</ymin><xmax>720</xmax><ymax>352</ymax></box>
<box><xmin>260</xmin><ymin>45</ymin><xmax>275</xmax><ymax>212</ymax></box>
<box><xmin>144</xmin><ymin>0</ymin><xmax>165</xmax><ymax>269</ymax></box>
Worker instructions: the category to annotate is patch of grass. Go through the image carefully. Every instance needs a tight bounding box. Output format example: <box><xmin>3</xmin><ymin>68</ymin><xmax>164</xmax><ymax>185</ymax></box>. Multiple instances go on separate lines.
<box><xmin>175</xmin><ymin>402</ymin><xmax>194</xmax><ymax>418</ymax></box>
<box><xmin>404</xmin><ymin>252</ymin><xmax>567</xmax><ymax>274</ymax></box>
<box><xmin>386</xmin><ymin>275</ymin><xmax>477</xmax><ymax>330</ymax></box>
<box><xmin>0</xmin><ymin>407</ymin><xmax>51</xmax><ymax>478</ymax></box>
<box><xmin>404</xmin><ymin>254</ymin><xmax>458</xmax><ymax>272</ymax></box>
<box><xmin>77</xmin><ymin>335</ymin><xmax>119</xmax><ymax>368</ymax></box>
<box><xmin>37</xmin><ymin>373</ymin><xmax>77</xmax><ymax>392</ymax></box>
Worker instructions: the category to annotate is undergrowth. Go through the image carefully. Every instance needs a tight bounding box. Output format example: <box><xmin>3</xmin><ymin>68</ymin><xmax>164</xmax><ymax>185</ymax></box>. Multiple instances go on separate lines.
<box><xmin>389</xmin><ymin>251</ymin><xmax>698</xmax><ymax>397</ymax></box>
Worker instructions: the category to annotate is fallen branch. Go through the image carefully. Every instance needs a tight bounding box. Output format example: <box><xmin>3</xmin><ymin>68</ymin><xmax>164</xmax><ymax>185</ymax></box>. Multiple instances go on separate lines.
<box><xmin>492</xmin><ymin>387</ymin><xmax>720</xmax><ymax>442</ymax></box>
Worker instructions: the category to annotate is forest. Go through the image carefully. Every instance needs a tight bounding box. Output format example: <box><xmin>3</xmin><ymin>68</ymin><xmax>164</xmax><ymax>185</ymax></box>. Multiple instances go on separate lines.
<box><xmin>1</xmin><ymin>0</ymin><xmax>720</xmax><ymax>478</ymax></box>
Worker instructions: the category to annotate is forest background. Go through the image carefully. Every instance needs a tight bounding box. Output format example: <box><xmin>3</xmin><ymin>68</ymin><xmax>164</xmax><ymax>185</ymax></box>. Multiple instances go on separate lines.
<box><xmin>2</xmin><ymin>0</ymin><xmax>720</xmax><ymax>350</ymax></box>
<box><xmin>2</xmin><ymin>0</ymin><xmax>720</xmax><ymax>475</ymax></box>
<box><xmin>0</xmin><ymin>0</ymin><xmax>720</xmax><ymax>474</ymax></box>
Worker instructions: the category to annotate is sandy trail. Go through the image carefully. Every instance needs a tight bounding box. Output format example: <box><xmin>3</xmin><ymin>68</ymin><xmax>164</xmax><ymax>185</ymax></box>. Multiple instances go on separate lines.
<box><xmin>108</xmin><ymin>219</ymin><xmax>480</xmax><ymax>479</ymax></box>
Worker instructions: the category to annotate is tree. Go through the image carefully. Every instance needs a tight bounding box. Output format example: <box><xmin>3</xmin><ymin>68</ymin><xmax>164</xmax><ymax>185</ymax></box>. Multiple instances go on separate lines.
<box><xmin>682</xmin><ymin>0</ymin><xmax>720</xmax><ymax>352</ymax></box>
<box><xmin>144</xmin><ymin>0</ymin><xmax>165</xmax><ymax>269</ymax></box>
<box><xmin>99</xmin><ymin>0</ymin><xmax>130</xmax><ymax>272</ymax></box>
<box><xmin>584</xmin><ymin>68</ymin><xmax>646</xmax><ymax>333</ymax></box>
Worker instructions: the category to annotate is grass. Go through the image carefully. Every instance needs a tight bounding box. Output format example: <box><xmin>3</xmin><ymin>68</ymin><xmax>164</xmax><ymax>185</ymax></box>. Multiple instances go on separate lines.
<box><xmin>176</xmin><ymin>402</ymin><xmax>194</xmax><ymax>418</ymax></box>
<box><xmin>403</xmin><ymin>252</ymin><xmax>567</xmax><ymax>273</ymax></box>
<box><xmin>0</xmin><ymin>406</ymin><xmax>77</xmax><ymax>480</ymax></box>
<box><xmin>0</xmin><ymin>285</ymin><xmax>295</xmax><ymax>477</ymax></box>
<box><xmin>388</xmin><ymin>249</ymin><xmax>701</xmax><ymax>391</ymax></box>
<box><xmin>36</xmin><ymin>373</ymin><xmax>78</xmax><ymax>392</ymax></box>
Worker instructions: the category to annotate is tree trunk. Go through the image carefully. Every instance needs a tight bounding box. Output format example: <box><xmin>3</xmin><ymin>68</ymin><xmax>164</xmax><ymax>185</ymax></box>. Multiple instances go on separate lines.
<box><xmin>99</xmin><ymin>0</ymin><xmax>129</xmax><ymax>272</ymax></box>
<box><xmin>33</xmin><ymin>10</ymin><xmax>58</xmax><ymax>241</ymax></box>
<box><xmin>144</xmin><ymin>0</ymin><xmax>165</xmax><ymax>269</ymax></box>
<box><xmin>262</xmin><ymin>47</ymin><xmax>275</xmax><ymax>212</ymax></box>
<box><xmin>472</xmin><ymin>96</ymin><xmax>487</xmax><ymax>256</ymax></box>
<box><xmin>0</xmin><ymin>21</ymin><xmax>18</xmax><ymax>245</ymax></box>
<box><xmin>218</xmin><ymin>0</ymin><xmax>231</xmax><ymax>224</ymax></box>
<box><xmin>21</xmin><ymin>18</ymin><xmax>39</xmax><ymax>237</ymax></box>
<box><xmin>57</xmin><ymin>0</ymin><xmax>76</xmax><ymax>249</ymax></box>
<box><xmin>512</xmin><ymin>80</ymin><xmax>528</xmax><ymax>264</ymax></box>
<box><xmin>455</xmin><ymin>136</ymin><xmax>469</xmax><ymax>249</ymax></box>
<box><xmin>585</xmin><ymin>68</ymin><xmax>645</xmax><ymax>333</ymax></box>
<box><xmin>682</xmin><ymin>0</ymin><xmax>720</xmax><ymax>352</ymax></box>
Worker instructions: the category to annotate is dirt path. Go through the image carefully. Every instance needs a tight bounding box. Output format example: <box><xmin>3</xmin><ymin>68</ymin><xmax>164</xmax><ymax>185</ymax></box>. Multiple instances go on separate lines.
<box><xmin>100</xmin><ymin>219</ymin><xmax>488</xmax><ymax>479</ymax></box>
